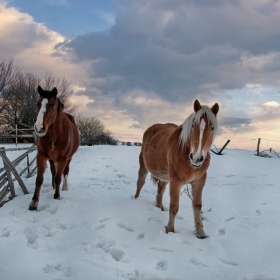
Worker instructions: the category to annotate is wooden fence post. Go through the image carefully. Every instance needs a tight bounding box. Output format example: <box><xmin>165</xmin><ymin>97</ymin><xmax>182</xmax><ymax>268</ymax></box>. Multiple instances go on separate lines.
<box><xmin>1</xmin><ymin>150</ymin><xmax>16</xmax><ymax>198</ymax></box>
<box><xmin>210</xmin><ymin>139</ymin><xmax>230</xmax><ymax>155</ymax></box>
<box><xmin>0</xmin><ymin>149</ymin><xmax>29</xmax><ymax>194</ymax></box>
<box><xmin>257</xmin><ymin>138</ymin><xmax>261</xmax><ymax>156</ymax></box>
<box><xmin>26</xmin><ymin>154</ymin><xmax>30</xmax><ymax>177</ymax></box>
<box><xmin>15</xmin><ymin>124</ymin><xmax>18</xmax><ymax>146</ymax></box>
<box><xmin>218</xmin><ymin>140</ymin><xmax>230</xmax><ymax>155</ymax></box>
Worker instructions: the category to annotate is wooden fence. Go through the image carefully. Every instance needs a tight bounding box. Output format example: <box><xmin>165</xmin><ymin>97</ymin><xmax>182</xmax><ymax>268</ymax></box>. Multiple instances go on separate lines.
<box><xmin>0</xmin><ymin>124</ymin><xmax>35</xmax><ymax>144</ymax></box>
<box><xmin>0</xmin><ymin>144</ymin><xmax>37</xmax><ymax>207</ymax></box>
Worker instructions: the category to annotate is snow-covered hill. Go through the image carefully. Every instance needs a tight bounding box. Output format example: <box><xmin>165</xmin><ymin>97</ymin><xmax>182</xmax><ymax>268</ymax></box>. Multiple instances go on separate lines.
<box><xmin>0</xmin><ymin>145</ymin><xmax>279</xmax><ymax>280</ymax></box>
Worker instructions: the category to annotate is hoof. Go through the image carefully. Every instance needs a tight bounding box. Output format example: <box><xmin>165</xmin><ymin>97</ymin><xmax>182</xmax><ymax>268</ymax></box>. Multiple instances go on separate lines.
<box><xmin>196</xmin><ymin>229</ymin><xmax>208</xmax><ymax>239</ymax></box>
<box><xmin>28</xmin><ymin>206</ymin><xmax>37</xmax><ymax>211</ymax></box>
<box><xmin>165</xmin><ymin>226</ymin><xmax>175</xmax><ymax>233</ymax></box>
<box><xmin>53</xmin><ymin>194</ymin><xmax>60</xmax><ymax>200</ymax></box>
<box><xmin>197</xmin><ymin>235</ymin><xmax>208</xmax><ymax>239</ymax></box>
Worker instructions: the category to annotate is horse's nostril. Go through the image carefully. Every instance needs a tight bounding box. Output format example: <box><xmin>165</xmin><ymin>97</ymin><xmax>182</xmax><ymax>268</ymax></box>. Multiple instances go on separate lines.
<box><xmin>199</xmin><ymin>156</ymin><xmax>204</xmax><ymax>162</ymax></box>
<box><xmin>190</xmin><ymin>153</ymin><xmax>193</xmax><ymax>160</ymax></box>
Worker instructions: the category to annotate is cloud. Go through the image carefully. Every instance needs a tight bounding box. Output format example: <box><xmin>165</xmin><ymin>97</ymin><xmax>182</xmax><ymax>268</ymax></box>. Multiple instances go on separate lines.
<box><xmin>52</xmin><ymin>0</ymin><xmax>280</xmax><ymax>146</ymax></box>
<box><xmin>251</xmin><ymin>101</ymin><xmax>280</xmax><ymax>122</ymax></box>
<box><xmin>56</xmin><ymin>0</ymin><xmax>280</xmax><ymax>106</ymax></box>
<box><xmin>219</xmin><ymin>116</ymin><xmax>252</xmax><ymax>128</ymax></box>
<box><xmin>2</xmin><ymin>0</ymin><xmax>280</xmax><ymax>148</ymax></box>
<box><xmin>0</xmin><ymin>2</ymin><xmax>88</xmax><ymax>86</ymax></box>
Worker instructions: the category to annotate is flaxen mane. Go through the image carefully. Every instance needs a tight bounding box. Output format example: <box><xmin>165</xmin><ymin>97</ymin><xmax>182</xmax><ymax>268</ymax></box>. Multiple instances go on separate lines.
<box><xmin>179</xmin><ymin>105</ymin><xmax>218</xmax><ymax>149</ymax></box>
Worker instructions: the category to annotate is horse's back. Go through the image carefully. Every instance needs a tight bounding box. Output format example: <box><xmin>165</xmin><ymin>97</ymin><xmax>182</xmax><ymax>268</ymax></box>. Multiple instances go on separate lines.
<box><xmin>143</xmin><ymin>123</ymin><xmax>178</xmax><ymax>146</ymax></box>
<box><xmin>64</xmin><ymin>113</ymin><xmax>80</xmax><ymax>155</ymax></box>
<box><xmin>65</xmin><ymin>113</ymin><xmax>76</xmax><ymax>125</ymax></box>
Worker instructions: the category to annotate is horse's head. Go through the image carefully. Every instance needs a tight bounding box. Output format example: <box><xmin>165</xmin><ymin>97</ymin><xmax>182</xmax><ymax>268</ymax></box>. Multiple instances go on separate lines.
<box><xmin>34</xmin><ymin>86</ymin><xmax>64</xmax><ymax>137</ymax></box>
<box><xmin>180</xmin><ymin>99</ymin><xmax>219</xmax><ymax>168</ymax></box>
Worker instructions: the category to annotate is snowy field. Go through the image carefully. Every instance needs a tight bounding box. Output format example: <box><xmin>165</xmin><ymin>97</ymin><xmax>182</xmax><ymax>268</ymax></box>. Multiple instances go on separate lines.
<box><xmin>0</xmin><ymin>144</ymin><xmax>279</xmax><ymax>280</ymax></box>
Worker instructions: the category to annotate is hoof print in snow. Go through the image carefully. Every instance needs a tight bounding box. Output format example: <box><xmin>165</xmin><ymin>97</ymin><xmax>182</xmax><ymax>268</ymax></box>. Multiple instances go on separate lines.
<box><xmin>156</xmin><ymin>260</ymin><xmax>168</xmax><ymax>271</ymax></box>
<box><xmin>255</xmin><ymin>210</ymin><xmax>262</xmax><ymax>216</ymax></box>
<box><xmin>217</xmin><ymin>228</ymin><xmax>225</xmax><ymax>236</ymax></box>
<box><xmin>116</xmin><ymin>222</ymin><xmax>134</xmax><ymax>232</ymax></box>
<box><xmin>136</xmin><ymin>233</ymin><xmax>145</xmax><ymax>240</ymax></box>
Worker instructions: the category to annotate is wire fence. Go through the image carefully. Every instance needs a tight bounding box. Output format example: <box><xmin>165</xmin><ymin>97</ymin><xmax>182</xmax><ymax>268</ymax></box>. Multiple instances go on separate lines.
<box><xmin>212</xmin><ymin>136</ymin><xmax>280</xmax><ymax>158</ymax></box>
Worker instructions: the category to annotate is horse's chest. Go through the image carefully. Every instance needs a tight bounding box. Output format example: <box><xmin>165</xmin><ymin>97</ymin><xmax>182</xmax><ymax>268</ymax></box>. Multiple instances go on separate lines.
<box><xmin>38</xmin><ymin>141</ymin><xmax>61</xmax><ymax>161</ymax></box>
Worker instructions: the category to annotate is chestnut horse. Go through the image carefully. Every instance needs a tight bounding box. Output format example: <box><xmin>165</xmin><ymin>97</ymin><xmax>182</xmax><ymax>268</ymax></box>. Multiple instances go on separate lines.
<box><xmin>134</xmin><ymin>99</ymin><xmax>219</xmax><ymax>238</ymax></box>
<box><xmin>29</xmin><ymin>86</ymin><xmax>80</xmax><ymax>211</ymax></box>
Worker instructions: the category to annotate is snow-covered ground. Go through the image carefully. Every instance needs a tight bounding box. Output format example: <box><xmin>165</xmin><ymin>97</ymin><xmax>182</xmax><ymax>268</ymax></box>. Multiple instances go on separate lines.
<box><xmin>0</xmin><ymin>145</ymin><xmax>279</xmax><ymax>280</ymax></box>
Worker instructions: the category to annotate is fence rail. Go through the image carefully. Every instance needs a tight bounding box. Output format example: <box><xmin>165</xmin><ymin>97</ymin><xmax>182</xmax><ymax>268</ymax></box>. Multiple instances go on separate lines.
<box><xmin>0</xmin><ymin>144</ymin><xmax>37</xmax><ymax>207</ymax></box>
<box><xmin>0</xmin><ymin>125</ymin><xmax>35</xmax><ymax>144</ymax></box>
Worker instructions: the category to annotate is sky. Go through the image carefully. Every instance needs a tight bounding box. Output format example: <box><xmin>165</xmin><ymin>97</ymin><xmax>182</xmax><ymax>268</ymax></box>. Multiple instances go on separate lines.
<box><xmin>1</xmin><ymin>0</ymin><xmax>280</xmax><ymax>150</ymax></box>
<box><xmin>0</xmin><ymin>144</ymin><xmax>279</xmax><ymax>280</ymax></box>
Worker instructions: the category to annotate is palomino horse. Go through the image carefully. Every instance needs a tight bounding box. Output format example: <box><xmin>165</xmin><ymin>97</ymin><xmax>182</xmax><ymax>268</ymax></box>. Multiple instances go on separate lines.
<box><xmin>134</xmin><ymin>99</ymin><xmax>219</xmax><ymax>239</ymax></box>
<box><xmin>29</xmin><ymin>86</ymin><xmax>80</xmax><ymax>211</ymax></box>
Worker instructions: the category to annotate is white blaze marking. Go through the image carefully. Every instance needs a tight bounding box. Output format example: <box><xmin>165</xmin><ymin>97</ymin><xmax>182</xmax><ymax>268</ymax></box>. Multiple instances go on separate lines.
<box><xmin>35</xmin><ymin>98</ymin><xmax>48</xmax><ymax>131</ymax></box>
<box><xmin>193</xmin><ymin>119</ymin><xmax>206</xmax><ymax>161</ymax></box>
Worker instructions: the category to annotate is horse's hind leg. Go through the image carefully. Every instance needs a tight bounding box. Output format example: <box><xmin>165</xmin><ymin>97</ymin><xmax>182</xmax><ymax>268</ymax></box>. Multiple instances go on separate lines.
<box><xmin>62</xmin><ymin>158</ymin><xmax>71</xmax><ymax>191</ymax></box>
<box><xmin>53</xmin><ymin>161</ymin><xmax>68</xmax><ymax>199</ymax></box>
<box><xmin>134</xmin><ymin>151</ymin><xmax>148</xmax><ymax>198</ymax></box>
<box><xmin>156</xmin><ymin>180</ymin><xmax>167</xmax><ymax>211</ymax></box>
<box><xmin>191</xmin><ymin>173</ymin><xmax>208</xmax><ymax>239</ymax></box>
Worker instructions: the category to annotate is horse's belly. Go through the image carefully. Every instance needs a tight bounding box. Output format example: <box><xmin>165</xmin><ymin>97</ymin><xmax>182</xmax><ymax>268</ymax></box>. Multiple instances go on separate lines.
<box><xmin>149</xmin><ymin>169</ymin><xmax>170</xmax><ymax>183</ymax></box>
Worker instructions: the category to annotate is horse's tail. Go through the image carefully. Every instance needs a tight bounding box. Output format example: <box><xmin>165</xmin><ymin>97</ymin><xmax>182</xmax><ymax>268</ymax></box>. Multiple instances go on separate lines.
<box><xmin>151</xmin><ymin>175</ymin><xmax>159</xmax><ymax>185</ymax></box>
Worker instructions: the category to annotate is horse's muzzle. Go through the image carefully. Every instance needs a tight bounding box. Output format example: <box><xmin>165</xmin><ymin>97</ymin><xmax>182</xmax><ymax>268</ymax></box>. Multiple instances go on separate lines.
<box><xmin>34</xmin><ymin>125</ymin><xmax>46</xmax><ymax>137</ymax></box>
<box><xmin>189</xmin><ymin>153</ymin><xmax>204</xmax><ymax>168</ymax></box>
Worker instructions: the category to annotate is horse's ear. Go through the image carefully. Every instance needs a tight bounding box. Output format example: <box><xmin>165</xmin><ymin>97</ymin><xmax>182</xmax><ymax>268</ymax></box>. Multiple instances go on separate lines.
<box><xmin>211</xmin><ymin>103</ymin><xmax>219</xmax><ymax>116</ymax></box>
<box><xmin>38</xmin><ymin>86</ymin><xmax>43</xmax><ymax>96</ymax></box>
<box><xmin>52</xmin><ymin>87</ymin><xmax>58</xmax><ymax>97</ymax></box>
<box><xmin>194</xmin><ymin>99</ymin><xmax>202</xmax><ymax>112</ymax></box>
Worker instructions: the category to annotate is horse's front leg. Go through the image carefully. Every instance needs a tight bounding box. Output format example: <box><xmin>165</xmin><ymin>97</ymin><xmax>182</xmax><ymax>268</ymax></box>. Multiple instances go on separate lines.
<box><xmin>53</xmin><ymin>161</ymin><xmax>68</xmax><ymax>199</ymax></box>
<box><xmin>49</xmin><ymin>159</ymin><xmax>56</xmax><ymax>189</ymax></box>
<box><xmin>166</xmin><ymin>181</ymin><xmax>182</xmax><ymax>233</ymax></box>
<box><xmin>29</xmin><ymin>153</ymin><xmax>47</xmax><ymax>211</ymax></box>
<box><xmin>192</xmin><ymin>173</ymin><xmax>208</xmax><ymax>239</ymax></box>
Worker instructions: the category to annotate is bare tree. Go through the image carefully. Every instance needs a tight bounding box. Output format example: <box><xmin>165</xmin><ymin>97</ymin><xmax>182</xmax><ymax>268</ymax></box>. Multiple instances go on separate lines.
<box><xmin>76</xmin><ymin>115</ymin><xmax>118</xmax><ymax>145</ymax></box>
<box><xmin>0</xmin><ymin>59</ymin><xmax>19</xmax><ymax>123</ymax></box>
<box><xmin>0</xmin><ymin>63</ymin><xmax>78</xmax><ymax>129</ymax></box>
<box><xmin>76</xmin><ymin>115</ymin><xmax>105</xmax><ymax>144</ymax></box>
<box><xmin>0</xmin><ymin>58</ymin><xmax>17</xmax><ymax>92</ymax></box>
<box><xmin>0</xmin><ymin>70</ymin><xmax>24</xmax><ymax>128</ymax></box>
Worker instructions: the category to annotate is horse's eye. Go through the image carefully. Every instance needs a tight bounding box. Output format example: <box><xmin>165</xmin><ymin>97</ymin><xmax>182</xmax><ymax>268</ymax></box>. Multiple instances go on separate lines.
<box><xmin>49</xmin><ymin>104</ymin><xmax>55</xmax><ymax>109</ymax></box>
<box><xmin>192</xmin><ymin>124</ymin><xmax>194</xmax><ymax>128</ymax></box>
<box><xmin>211</xmin><ymin>126</ymin><xmax>214</xmax><ymax>131</ymax></box>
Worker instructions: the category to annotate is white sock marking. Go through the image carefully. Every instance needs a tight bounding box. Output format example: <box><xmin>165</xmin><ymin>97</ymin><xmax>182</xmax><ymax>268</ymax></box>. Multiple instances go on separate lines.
<box><xmin>35</xmin><ymin>98</ymin><xmax>48</xmax><ymax>131</ymax></box>
<box><xmin>62</xmin><ymin>175</ymin><xmax>68</xmax><ymax>190</ymax></box>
